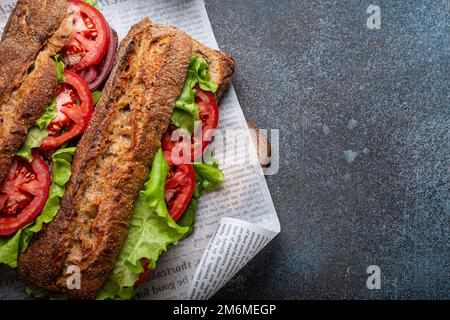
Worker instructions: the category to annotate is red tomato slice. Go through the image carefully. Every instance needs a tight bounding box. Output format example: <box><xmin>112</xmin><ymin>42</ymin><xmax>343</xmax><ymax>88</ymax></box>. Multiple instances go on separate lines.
<box><xmin>162</xmin><ymin>86</ymin><xmax>219</xmax><ymax>162</ymax></box>
<box><xmin>196</xmin><ymin>85</ymin><xmax>219</xmax><ymax>133</ymax></box>
<box><xmin>39</xmin><ymin>70</ymin><xmax>93</xmax><ymax>151</ymax></box>
<box><xmin>196</xmin><ymin>85</ymin><xmax>219</xmax><ymax>156</ymax></box>
<box><xmin>161</xmin><ymin>127</ymin><xmax>192</xmax><ymax>164</ymax></box>
<box><xmin>0</xmin><ymin>153</ymin><xmax>50</xmax><ymax>236</ymax></box>
<box><xmin>62</xmin><ymin>0</ymin><xmax>110</xmax><ymax>72</ymax></box>
<box><xmin>163</xmin><ymin>152</ymin><xmax>196</xmax><ymax>222</ymax></box>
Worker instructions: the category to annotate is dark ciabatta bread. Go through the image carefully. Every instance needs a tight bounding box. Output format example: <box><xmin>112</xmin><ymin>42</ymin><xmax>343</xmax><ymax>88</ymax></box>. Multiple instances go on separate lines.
<box><xmin>0</xmin><ymin>0</ymin><xmax>72</xmax><ymax>182</ymax></box>
<box><xmin>18</xmin><ymin>18</ymin><xmax>235</xmax><ymax>299</ymax></box>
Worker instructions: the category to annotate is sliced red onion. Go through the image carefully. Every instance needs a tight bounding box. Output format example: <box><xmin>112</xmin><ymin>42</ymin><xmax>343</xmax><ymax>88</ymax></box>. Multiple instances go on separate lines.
<box><xmin>75</xmin><ymin>24</ymin><xmax>118</xmax><ymax>90</ymax></box>
<box><xmin>78</xmin><ymin>66</ymin><xmax>97</xmax><ymax>83</ymax></box>
<box><xmin>85</xmin><ymin>25</ymin><xmax>118</xmax><ymax>91</ymax></box>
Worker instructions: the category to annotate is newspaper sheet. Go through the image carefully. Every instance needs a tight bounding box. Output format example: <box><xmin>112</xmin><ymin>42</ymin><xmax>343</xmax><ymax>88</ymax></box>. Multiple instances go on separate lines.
<box><xmin>0</xmin><ymin>0</ymin><xmax>280</xmax><ymax>300</ymax></box>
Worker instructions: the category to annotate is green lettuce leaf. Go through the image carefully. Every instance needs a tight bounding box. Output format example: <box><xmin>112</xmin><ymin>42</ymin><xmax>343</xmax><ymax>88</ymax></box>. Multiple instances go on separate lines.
<box><xmin>171</xmin><ymin>55</ymin><xmax>217</xmax><ymax>131</ymax></box>
<box><xmin>53</xmin><ymin>54</ymin><xmax>66</xmax><ymax>83</ymax></box>
<box><xmin>16</xmin><ymin>99</ymin><xmax>58</xmax><ymax>161</ymax></box>
<box><xmin>92</xmin><ymin>90</ymin><xmax>102</xmax><ymax>106</ymax></box>
<box><xmin>192</xmin><ymin>161</ymin><xmax>225</xmax><ymax>191</ymax></box>
<box><xmin>28</xmin><ymin>147</ymin><xmax>76</xmax><ymax>233</ymax></box>
<box><xmin>0</xmin><ymin>230</ymin><xmax>23</xmax><ymax>268</ymax></box>
<box><xmin>35</xmin><ymin>99</ymin><xmax>57</xmax><ymax>130</ymax></box>
<box><xmin>175</xmin><ymin>69</ymin><xmax>199</xmax><ymax>116</ymax></box>
<box><xmin>26</xmin><ymin>284</ymin><xmax>65</xmax><ymax>300</ymax></box>
<box><xmin>0</xmin><ymin>147</ymin><xmax>76</xmax><ymax>268</ymax></box>
<box><xmin>97</xmin><ymin>149</ymin><xmax>189</xmax><ymax>300</ymax></box>
<box><xmin>170</xmin><ymin>108</ymin><xmax>195</xmax><ymax>132</ymax></box>
<box><xmin>26</xmin><ymin>285</ymin><xmax>50</xmax><ymax>299</ymax></box>
<box><xmin>16</xmin><ymin>127</ymin><xmax>48</xmax><ymax>162</ymax></box>
<box><xmin>82</xmin><ymin>0</ymin><xmax>99</xmax><ymax>8</ymax></box>
<box><xmin>190</xmin><ymin>55</ymin><xmax>218</xmax><ymax>93</ymax></box>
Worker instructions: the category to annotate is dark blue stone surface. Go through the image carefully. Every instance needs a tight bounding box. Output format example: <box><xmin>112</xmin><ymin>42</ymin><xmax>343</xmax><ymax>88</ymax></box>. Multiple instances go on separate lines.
<box><xmin>205</xmin><ymin>0</ymin><xmax>449</xmax><ymax>299</ymax></box>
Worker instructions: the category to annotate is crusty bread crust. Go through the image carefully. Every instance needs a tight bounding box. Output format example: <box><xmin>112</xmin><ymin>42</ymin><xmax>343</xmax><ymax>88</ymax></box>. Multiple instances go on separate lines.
<box><xmin>0</xmin><ymin>55</ymin><xmax>57</xmax><ymax>179</ymax></box>
<box><xmin>192</xmin><ymin>41</ymin><xmax>235</xmax><ymax>100</ymax></box>
<box><xmin>19</xmin><ymin>18</ymin><xmax>235</xmax><ymax>300</ymax></box>
<box><xmin>0</xmin><ymin>0</ymin><xmax>71</xmax><ymax>182</ymax></box>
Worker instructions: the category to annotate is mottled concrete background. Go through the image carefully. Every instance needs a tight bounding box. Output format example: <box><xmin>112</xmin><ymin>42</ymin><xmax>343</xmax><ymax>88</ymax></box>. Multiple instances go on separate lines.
<box><xmin>205</xmin><ymin>0</ymin><xmax>449</xmax><ymax>299</ymax></box>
